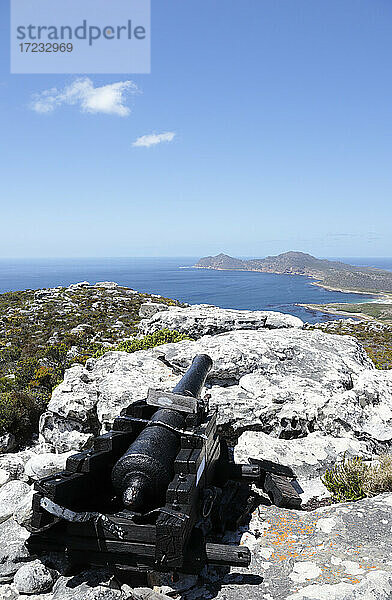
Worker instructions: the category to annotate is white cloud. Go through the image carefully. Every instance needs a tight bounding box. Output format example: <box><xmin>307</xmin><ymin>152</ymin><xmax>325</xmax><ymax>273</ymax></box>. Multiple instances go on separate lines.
<box><xmin>31</xmin><ymin>78</ymin><xmax>138</xmax><ymax>116</ymax></box>
<box><xmin>133</xmin><ymin>132</ymin><xmax>176</xmax><ymax>148</ymax></box>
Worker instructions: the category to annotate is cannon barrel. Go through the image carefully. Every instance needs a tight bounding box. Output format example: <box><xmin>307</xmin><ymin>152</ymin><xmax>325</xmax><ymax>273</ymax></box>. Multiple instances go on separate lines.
<box><xmin>171</xmin><ymin>354</ymin><xmax>213</xmax><ymax>397</ymax></box>
<box><xmin>111</xmin><ymin>354</ymin><xmax>212</xmax><ymax>510</ymax></box>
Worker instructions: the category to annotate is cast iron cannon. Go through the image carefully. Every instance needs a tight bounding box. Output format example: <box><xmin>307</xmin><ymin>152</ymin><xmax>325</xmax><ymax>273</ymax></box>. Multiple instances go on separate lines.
<box><xmin>28</xmin><ymin>354</ymin><xmax>301</xmax><ymax>576</ymax></box>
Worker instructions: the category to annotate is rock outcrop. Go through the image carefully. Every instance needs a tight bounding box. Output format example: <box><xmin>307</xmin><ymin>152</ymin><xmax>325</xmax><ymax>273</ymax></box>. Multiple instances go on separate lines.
<box><xmin>1</xmin><ymin>302</ymin><xmax>392</xmax><ymax>599</ymax></box>
<box><xmin>138</xmin><ymin>304</ymin><xmax>304</xmax><ymax>338</ymax></box>
<box><xmin>40</xmin><ymin>317</ymin><xmax>392</xmax><ymax>452</ymax></box>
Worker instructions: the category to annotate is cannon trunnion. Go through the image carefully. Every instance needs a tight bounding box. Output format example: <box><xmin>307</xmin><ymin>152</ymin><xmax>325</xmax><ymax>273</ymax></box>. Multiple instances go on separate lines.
<box><xmin>28</xmin><ymin>355</ymin><xmax>301</xmax><ymax>575</ymax></box>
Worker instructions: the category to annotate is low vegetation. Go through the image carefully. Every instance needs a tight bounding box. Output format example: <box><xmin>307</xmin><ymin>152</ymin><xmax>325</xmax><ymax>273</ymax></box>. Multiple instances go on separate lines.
<box><xmin>317</xmin><ymin>301</ymin><xmax>392</xmax><ymax>324</ymax></box>
<box><xmin>322</xmin><ymin>454</ymin><xmax>392</xmax><ymax>502</ymax></box>
<box><xmin>94</xmin><ymin>329</ymin><xmax>192</xmax><ymax>358</ymax></box>
<box><xmin>0</xmin><ymin>284</ymin><xmax>185</xmax><ymax>443</ymax></box>
<box><xmin>307</xmin><ymin>320</ymin><xmax>392</xmax><ymax>369</ymax></box>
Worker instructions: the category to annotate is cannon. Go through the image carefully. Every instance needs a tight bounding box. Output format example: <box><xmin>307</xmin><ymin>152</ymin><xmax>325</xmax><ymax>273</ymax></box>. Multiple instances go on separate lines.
<box><xmin>28</xmin><ymin>354</ymin><xmax>301</xmax><ymax>576</ymax></box>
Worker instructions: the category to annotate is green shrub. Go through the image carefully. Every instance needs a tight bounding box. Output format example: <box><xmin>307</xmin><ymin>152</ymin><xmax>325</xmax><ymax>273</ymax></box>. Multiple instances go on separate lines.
<box><xmin>14</xmin><ymin>357</ymin><xmax>39</xmax><ymax>388</ymax></box>
<box><xmin>43</xmin><ymin>343</ymin><xmax>69</xmax><ymax>369</ymax></box>
<box><xmin>29</xmin><ymin>366</ymin><xmax>55</xmax><ymax>392</ymax></box>
<box><xmin>94</xmin><ymin>329</ymin><xmax>193</xmax><ymax>359</ymax></box>
<box><xmin>322</xmin><ymin>454</ymin><xmax>392</xmax><ymax>502</ymax></box>
<box><xmin>0</xmin><ymin>390</ymin><xmax>47</xmax><ymax>440</ymax></box>
<box><xmin>363</xmin><ymin>455</ymin><xmax>392</xmax><ymax>495</ymax></box>
<box><xmin>0</xmin><ymin>376</ymin><xmax>15</xmax><ymax>393</ymax></box>
<box><xmin>0</xmin><ymin>345</ymin><xmax>21</xmax><ymax>364</ymax></box>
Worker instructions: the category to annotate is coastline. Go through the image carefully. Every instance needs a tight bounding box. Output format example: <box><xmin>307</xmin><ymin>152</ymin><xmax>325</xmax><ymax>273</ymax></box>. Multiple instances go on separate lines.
<box><xmin>193</xmin><ymin>264</ymin><xmax>392</xmax><ymax>322</ymax></box>
<box><xmin>298</xmin><ymin>303</ymin><xmax>372</xmax><ymax>322</ymax></box>
<box><xmin>193</xmin><ymin>264</ymin><xmax>385</xmax><ymax>298</ymax></box>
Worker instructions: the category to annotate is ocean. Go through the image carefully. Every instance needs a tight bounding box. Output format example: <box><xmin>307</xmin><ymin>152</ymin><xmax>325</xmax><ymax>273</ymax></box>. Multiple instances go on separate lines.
<box><xmin>0</xmin><ymin>257</ymin><xmax>391</xmax><ymax>324</ymax></box>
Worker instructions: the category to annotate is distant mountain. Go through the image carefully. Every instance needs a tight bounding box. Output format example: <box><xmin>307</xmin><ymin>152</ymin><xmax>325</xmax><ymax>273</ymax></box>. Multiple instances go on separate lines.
<box><xmin>194</xmin><ymin>252</ymin><xmax>392</xmax><ymax>293</ymax></box>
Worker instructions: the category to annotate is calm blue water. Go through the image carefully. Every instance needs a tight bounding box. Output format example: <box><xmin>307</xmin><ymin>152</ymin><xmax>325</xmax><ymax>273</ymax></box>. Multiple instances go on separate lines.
<box><xmin>0</xmin><ymin>257</ymin><xmax>390</xmax><ymax>324</ymax></box>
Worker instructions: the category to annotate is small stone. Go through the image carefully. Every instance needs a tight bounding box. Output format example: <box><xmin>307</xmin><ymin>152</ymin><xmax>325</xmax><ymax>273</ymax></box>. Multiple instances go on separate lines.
<box><xmin>14</xmin><ymin>560</ymin><xmax>56</xmax><ymax>594</ymax></box>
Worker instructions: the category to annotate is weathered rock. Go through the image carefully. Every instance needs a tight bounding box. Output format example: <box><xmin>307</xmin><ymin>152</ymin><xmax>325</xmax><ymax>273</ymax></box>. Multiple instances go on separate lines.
<box><xmin>13</xmin><ymin>560</ymin><xmax>57</xmax><ymax>594</ymax></box>
<box><xmin>138</xmin><ymin>302</ymin><xmax>169</xmax><ymax>319</ymax></box>
<box><xmin>138</xmin><ymin>304</ymin><xmax>303</xmax><ymax>339</ymax></box>
<box><xmin>131</xmin><ymin>588</ymin><xmax>172</xmax><ymax>600</ymax></box>
<box><xmin>0</xmin><ymin>434</ymin><xmax>16</xmax><ymax>454</ymax></box>
<box><xmin>47</xmin><ymin>365</ymin><xmax>98</xmax><ymax>424</ymax></box>
<box><xmin>39</xmin><ymin>326</ymin><xmax>392</xmax><ymax>452</ymax></box>
<box><xmin>235</xmin><ymin>431</ymin><xmax>371</xmax><ymax>480</ymax></box>
<box><xmin>0</xmin><ymin>584</ymin><xmax>19</xmax><ymax>599</ymax></box>
<box><xmin>0</xmin><ymin>468</ymin><xmax>10</xmax><ymax>487</ymax></box>
<box><xmin>52</xmin><ymin>569</ymin><xmax>124</xmax><ymax>599</ymax></box>
<box><xmin>39</xmin><ymin>412</ymin><xmax>93</xmax><ymax>453</ymax></box>
<box><xmin>156</xmin><ymin>329</ymin><xmax>381</xmax><ymax>439</ymax></box>
<box><xmin>24</xmin><ymin>452</ymin><xmax>74</xmax><ymax>481</ymax></box>
<box><xmin>93</xmin><ymin>352</ymin><xmax>181</xmax><ymax>431</ymax></box>
<box><xmin>158</xmin><ymin>328</ymin><xmax>371</xmax><ymax>382</ymax></box>
<box><xmin>13</xmin><ymin>488</ymin><xmax>34</xmax><ymax>528</ymax></box>
<box><xmin>0</xmin><ymin>518</ymin><xmax>30</xmax><ymax>583</ymax></box>
<box><xmin>40</xmin><ymin>352</ymin><xmax>182</xmax><ymax>449</ymax></box>
<box><xmin>286</xmin><ymin>570</ymin><xmax>392</xmax><ymax>599</ymax></box>
<box><xmin>196</xmin><ymin>493</ymin><xmax>392</xmax><ymax>600</ymax></box>
<box><xmin>0</xmin><ymin>480</ymin><xmax>31</xmax><ymax>524</ymax></box>
<box><xmin>94</xmin><ymin>282</ymin><xmax>120</xmax><ymax>289</ymax></box>
<box><xmin>0</xmin><ymin>451</ymin><xmax>34</xmax><ymax>482</ymax></box>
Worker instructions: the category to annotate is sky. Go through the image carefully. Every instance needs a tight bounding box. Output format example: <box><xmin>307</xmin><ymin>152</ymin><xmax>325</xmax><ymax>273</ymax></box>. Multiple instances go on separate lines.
<box><xmin>0</xmin><ymin>0</ymin><xmax>391</xmax><ymax>258</ymax></box>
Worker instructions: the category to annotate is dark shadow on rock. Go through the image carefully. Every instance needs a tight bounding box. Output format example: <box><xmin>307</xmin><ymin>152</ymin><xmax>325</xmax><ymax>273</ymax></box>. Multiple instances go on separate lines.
<box><xmin>180</xmin><ymin>568</ymin><xmax>263</xmax><ymax>600</ymax></box>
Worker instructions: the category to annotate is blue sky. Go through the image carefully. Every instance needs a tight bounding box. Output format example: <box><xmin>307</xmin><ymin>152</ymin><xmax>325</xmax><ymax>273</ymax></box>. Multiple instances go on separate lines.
<box><xmin>0</xmin><ymin>0</ymin><xmax>391</xmax><ymax>258</ymax></box>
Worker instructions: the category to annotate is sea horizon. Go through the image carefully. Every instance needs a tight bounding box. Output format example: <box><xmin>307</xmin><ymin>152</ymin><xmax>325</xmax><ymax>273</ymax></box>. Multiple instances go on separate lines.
<box><xmin>0</xmin><ymin>256</ymin><xmax>391</xmax><ymax>324</ymax></box>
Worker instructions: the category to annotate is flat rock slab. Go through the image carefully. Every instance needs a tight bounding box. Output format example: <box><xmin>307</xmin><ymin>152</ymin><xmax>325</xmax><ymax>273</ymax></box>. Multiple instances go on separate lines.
<box><xmin>138</xmin><ymin>305</ymin><xmax>304</xmax><ymax>339</ymax></box>
<box><xmin>193</xmin><ymin>493</ymin><xmax>392</xmax><ymax>600</ymax></box>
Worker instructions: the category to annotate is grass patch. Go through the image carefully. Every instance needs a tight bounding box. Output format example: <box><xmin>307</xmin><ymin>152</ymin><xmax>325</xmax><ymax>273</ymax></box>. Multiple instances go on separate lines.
<box><xmin>322</xmin><ymin>454</ymin><xmax>392</xmax><ymax>502</ymax></box>
<box><xmin>94</xmin><ymin>329</ymin><xmax>193</xmax><ymax>358</ymax></box>
<box><xmin>326</xmin><ymin>302</ymin><xmax>392</xmax><ymax>323</ymax></box>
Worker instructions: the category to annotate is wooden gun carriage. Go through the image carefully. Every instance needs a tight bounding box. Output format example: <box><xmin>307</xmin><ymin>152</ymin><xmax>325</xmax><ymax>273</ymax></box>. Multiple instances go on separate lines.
<box><xmin>28</xmin><ymin>355</ymin><xmax>301</xmax><ymax>576</ymax></box>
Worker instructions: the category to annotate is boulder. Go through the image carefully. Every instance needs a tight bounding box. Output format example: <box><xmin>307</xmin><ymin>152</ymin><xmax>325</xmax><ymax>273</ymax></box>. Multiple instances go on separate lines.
<box><xmin>13</xmin><ymin>488</ymin><xmax>34</xmax><ymax>528</ymax></box>
<box><xmin>138</xmin><ymin>304</ymin><xmax>303</xmax><ymax>339</ymax></box>
<box><xmin>47</xmin><ymin>365</ymin><xmax>98</xmax><ymax>424</ymax></box>
<box><xmin>0</xmin><ymin>518</ymin><xmax>30</xmax><ymax>583</ymax></box>
<box><xmin>0</xmin><ymin>480</ymin><xmax>31</xmax><ymax>524</ymax></box>
<box><xmin>138</xmin><ymin>302</ymin><xmax>169</xmax><ymax>319</ymax></box>
<box><xmin>235</xmin><ymin>431</ymin><xmax>371</xmax><ymax>480</ymax></box>
<box><xmin>13</xmin><ymin>560</ymin><xmax>57</xmax><ymax>594</ymax></box>
<box><xmin>40</xmin><ymin>326</ymin><xmax>391</xmax><ymax>452</ymax></box>
<box><xmin>24</xmin><ymin>451</ymin><xmax>74</xmax><ymax>481</ymax></box>
<box><xmin>0</xmin><ymin>451</ymin><xmax>34</xmax><ymax>482</ymax></box>
<box><xmin>39</xmin><ymin>411</ymin><xmax>93</xmax><ymax>453</ymax></box>
<box><xmin>40</xmin><ymin>352</ymin><xmax>181</xmax><ymax>450</ymax></box>
<box><xmin>286</xmin><ymin>571</ymin><xmax>392</xmax><ymax>599</ymax></box>
<box><xmin>94</xmin><ymin>282</ymin><xmax>120</xmax><ymax>289</ymax></box>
